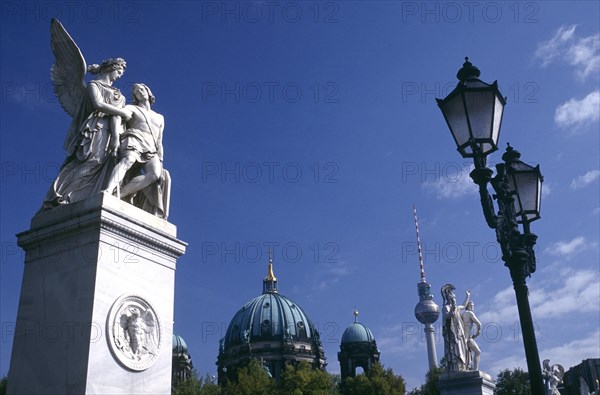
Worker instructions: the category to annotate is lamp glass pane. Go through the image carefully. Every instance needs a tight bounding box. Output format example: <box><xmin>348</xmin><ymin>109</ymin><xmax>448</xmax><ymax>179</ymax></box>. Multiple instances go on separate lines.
<box><xmin>535</xmin><ymin>177</ymin><xmax>542</xmax><ymax>218</ymax></box>
<box><xmin>464</xmin><ymin>90</ymin><xmax>494</xmax><ymax>142</ymax></box>
<box><xmin>509</xmin><ymin>161</ymin><xmax>542</xmax><ymax>222</ymax></box>
<box><xmin>492</xmin><ymin>95</ymin><xmax>504</xmax><ymax>147</ymax></box>
<box><xmin>442</xmin><ymin>93</ymin><xmax>470</xmax><ymax>148</ymax></box>
<box><xmin>515</xmin><ymin>171</ymin><xmax>538</xmax><ymax>214</ymax></box>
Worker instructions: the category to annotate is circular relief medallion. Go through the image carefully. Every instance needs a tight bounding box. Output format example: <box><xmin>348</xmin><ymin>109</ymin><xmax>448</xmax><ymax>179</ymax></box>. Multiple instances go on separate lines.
<box><xmin>107</xmin><ymin>294</ymin><xmax>161</xmax><ymax>371</ymax></box>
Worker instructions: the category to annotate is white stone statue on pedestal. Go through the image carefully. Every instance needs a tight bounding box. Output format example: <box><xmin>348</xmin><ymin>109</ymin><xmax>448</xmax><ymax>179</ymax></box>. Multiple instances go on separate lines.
<box><xmin>441</xmin><ymin>284</ymin><xmax>469</xmax><ymax>372</ymax></box>
<box><xmin>40</xmin><ymin>19</ymin><xmax>170</xmax><ymax>219</ymax></box>
<box><xmin>543</xmin><ymin>359</ymin><xmax>564</xmax><ymax>395</ymax></box>
<box><xmin>441</xmin><ymin>285</ymin><xmax>485</xmax><ymax>373</ymax></box>
<box><xmin>461</xmin><ymin>300</ymin><xmax>482</xmax><ymax>371</ymax></box>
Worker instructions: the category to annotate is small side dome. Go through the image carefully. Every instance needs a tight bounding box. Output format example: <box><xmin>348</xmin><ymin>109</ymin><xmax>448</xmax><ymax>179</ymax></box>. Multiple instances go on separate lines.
<box><xmin>341</xmin><ymin>322</ymin><xmax>376</xmax><ymax>344</ymax></box>
<box><xmin>338</xmin><ymin>309</ymin><xmax>380</xmax><ymax>380</ymax></box>
<box><xmin>173</xmin><ymin>333</ymin><xmax>188</xmax><ymax>354</ymax></box>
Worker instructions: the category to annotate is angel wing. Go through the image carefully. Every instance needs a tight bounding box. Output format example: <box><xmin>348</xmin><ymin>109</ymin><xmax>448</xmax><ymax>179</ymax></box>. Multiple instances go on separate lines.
<box><xmin>119</xmin><ymin>312</ymin><xmax>131</xmax><ymax>331</ymax></box>
<box><xmin>552</xmin><ymin>364</ymin><xmax>565</xmax><ymax>380</ymax></box>
<box><xmin>50</xmin><ymin>18</ymin><xmax>87</xmax><ymax>118</ymax></box>
<box><xmin>140</xmin><ymin>311</ymin><xmax>159</xmax><ymax>355</ymax></box>
<box><xmin>141</xmin><ymin>310</ymin><xmax>156</xmax><ymax>329</ymax></box>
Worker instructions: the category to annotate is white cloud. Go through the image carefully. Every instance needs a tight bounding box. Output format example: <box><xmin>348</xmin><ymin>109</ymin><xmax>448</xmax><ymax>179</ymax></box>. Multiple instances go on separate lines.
<box><xmin>568</xmin><ymin>33</ymin><xmax>600</xmax><ymax>79</ymax></box>
<box><xmin>487</xmin><ymin>353</ymin><xmax>527</xmax><ymax>376</ymax></box>
<box><xmin>479</xmin><ymin>286</ymin><xmax>518</xmax><ymax>324</ymax></box>
<box><xmin>422</xmin><ymin>165</ymin><xmax>477</xmax><ymax>199</ymax></box>
<box><xmin>555</xmin><ymin>90</ymin><xmax>600</xmax><ymax>129</ymax></box>
<box><xmin>486</xmin><ymin>329</ymin><xmax>600</xmax><ymax>376</ymax></box>
<box><xmin>535</xmin><ymin>25</ymin><xmax>577</xmax><ymax>66</ymax></box>
<box><xmin>539</xmin><ymin>329</ymin><xmax>600</xmax><ymax>372</ymax></box>
<box><xmin>546</xmin><ymin>236</ymin><xmax>586</xmax><ymax>257</ymax></box>
<box><xmin>309</xmin><ymin>260</ymin><xmax>352</xmax><ymax>292</ymax></box>
<box><xmin>480</xmin><ymin>268</ymin><xmax>600</xmax><ymax>323</ymax></box>
<box><xmin>532</xmin><ymin>270</ymin><xmax>600</xmax><ymax>318</ymax></box>
<box><xmin>571</xmin><ymin>169</ymin><xmax>600</xmax><ymax>189</ymax></box>
<box><xmin>377</xmin><ymin>335</ymin><xmax>422</xmax><ymax>356</ymax></box>
<box><xmin>541</xmin><ymin>183</ymin><xmax>551</xmax><ymax>198</ymax></box>
<box><xmin>535</xmin><ymin>25</ymin><xmax>599</xmax><ymax>80</ymax></box>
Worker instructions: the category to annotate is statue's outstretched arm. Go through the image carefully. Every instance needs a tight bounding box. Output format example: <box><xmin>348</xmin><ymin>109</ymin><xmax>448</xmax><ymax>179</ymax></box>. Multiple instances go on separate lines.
<box><xmin>460</xmin><ymin>290</ymin><xmax>471</xmax><ymax>310</ymax></box>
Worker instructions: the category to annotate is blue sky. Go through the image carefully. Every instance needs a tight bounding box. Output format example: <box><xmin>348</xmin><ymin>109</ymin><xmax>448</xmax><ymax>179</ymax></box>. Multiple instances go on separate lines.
<box><xmin>1</xmin><ymin>0</ymin><xmax>599</xmax><ymax>390</ymax></box>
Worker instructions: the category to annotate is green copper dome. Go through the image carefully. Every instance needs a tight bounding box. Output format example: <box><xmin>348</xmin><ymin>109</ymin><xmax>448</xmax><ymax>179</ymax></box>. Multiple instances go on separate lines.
<box><xmin>341</xmin><ymin>322</ymin><xmax>376</xmax><ymax>344</ymax></box>
<box><xmin>173</xmin><ymin>333</ymin><xmax>188</xmax><ymax>354</ymax></box>
<box><xmin>223</xmin><ymin>258</ymin><xmax>320</xmax><ymax>347</ymax></box>
<box><xmin>218</xmin><ymin>259</ymin><xmax>326</xmax><ymax>384</ymax></box>
<box><xmin>223</xmin><ymin>292</ymin><xmax>317</xmax><ymax>347</ymax></box>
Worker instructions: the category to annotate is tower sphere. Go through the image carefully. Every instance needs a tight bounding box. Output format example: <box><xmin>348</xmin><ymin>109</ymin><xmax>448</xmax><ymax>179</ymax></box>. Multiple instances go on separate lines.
<box><xmin>414</xmin><ymin>299</ymin><xmax>440</xmax><ymax>324</ymax></box>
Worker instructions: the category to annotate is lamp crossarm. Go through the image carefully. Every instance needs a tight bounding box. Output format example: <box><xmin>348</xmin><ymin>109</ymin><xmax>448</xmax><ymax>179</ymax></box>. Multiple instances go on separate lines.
<box><xmin>470</xmin><ymin>166</ymin><xmax>497</xmax><ymax>229</ymax></box>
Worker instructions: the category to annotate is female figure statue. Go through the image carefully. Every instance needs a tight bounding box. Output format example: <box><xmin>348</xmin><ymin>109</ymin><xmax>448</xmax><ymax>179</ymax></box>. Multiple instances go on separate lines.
<box><xmin>40</xmin><ymin>20</ymin><xmax>132</xmax><ymax>210</ymax></box>
<box><xmin>441</xmin><ymin>284</ymin><xmax>469</xmax><ymax>372</ymax></box>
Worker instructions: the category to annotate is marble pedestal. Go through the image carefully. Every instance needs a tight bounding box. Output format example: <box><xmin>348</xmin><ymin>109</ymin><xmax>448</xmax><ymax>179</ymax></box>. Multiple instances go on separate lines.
<box><xmin>7</xmin><ymin>193</ymin><xmax>187</xmax><ymax>395</ymax></box>
<box><xmin>437</xmin><ymin>370</ymin><xmax>496</xmax><ymax>395</ymax></box>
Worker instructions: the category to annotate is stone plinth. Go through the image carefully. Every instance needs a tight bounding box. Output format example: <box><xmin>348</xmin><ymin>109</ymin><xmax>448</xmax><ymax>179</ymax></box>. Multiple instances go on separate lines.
<box><xmin>7</xmin><ymin>193</ymin><xmax>186</xmax><ymax>395</ymax></box>
<box><xmin>438</xmin><ymin>370</ymin><xmax>496</xmax><ymax>395</ymax></box>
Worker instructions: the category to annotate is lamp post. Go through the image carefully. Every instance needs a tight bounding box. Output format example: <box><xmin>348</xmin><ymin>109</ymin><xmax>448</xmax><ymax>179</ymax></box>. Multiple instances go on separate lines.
<box><xmin>436</xmin><ymin>58</ymin><xmax>545</xmax><ymax>394</ymax></box>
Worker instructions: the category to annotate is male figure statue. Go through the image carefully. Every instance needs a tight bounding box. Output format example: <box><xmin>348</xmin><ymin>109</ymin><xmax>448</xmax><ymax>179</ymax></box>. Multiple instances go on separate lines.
<box><xmin>461</xmin><ymin>301</ymin><xmax>482</xmax><ymax>370</ymax></box>
<box><xmin>104</xmin><ymin>83</ymin><xmax>170</xmax><ymax>219</ymax></box>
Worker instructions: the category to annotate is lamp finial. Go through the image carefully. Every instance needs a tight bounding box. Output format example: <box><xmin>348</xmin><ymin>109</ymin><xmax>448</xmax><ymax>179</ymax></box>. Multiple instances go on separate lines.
<box><xmin>457</xmin><ymin>57</ymin><xmax>481</xmax><ymax>82</ymax></box>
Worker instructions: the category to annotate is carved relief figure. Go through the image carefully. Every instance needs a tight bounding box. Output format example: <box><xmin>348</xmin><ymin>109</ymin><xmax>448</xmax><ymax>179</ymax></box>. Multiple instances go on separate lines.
<box><xmin>118</xmin><ymin>306</ymin><xmax>159</xmax><ymax>361</ymax></box>
<box><xmin>441</xmin><ymin>284</ymin><xmax>468</xmax><ymax>372</ymax></box>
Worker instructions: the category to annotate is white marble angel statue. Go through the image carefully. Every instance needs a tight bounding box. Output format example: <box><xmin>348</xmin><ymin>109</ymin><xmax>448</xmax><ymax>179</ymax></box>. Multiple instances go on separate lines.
<box><xmin>40</xmin><ymin>19</ymin><xmax>170</xmax><ymax>219</ymax></box>
<box><xmin>40</xmin><ymin>19</ymin><xmax>131</xmax><ymax>211</ymax></box>
<box><xmin>543</xmin><ymin>359</ymin><xmax>565</xmax><ymax>395</ymax></box>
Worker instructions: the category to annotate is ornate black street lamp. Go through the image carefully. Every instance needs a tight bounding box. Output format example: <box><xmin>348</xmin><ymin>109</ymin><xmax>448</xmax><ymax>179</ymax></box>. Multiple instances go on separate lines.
<box><xmin>436</xmin><ymin>58</ymin><xmax>545</xmax><ymax>394</ymax></box>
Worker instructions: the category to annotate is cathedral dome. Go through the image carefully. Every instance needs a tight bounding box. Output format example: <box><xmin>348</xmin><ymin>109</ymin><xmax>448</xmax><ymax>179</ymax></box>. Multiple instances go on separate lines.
<box><xmin>223</xmin><ymin>292</ymin><xmax>317</xmax><ymax>347</ymax></box>
<box><xmin>172</xmin><ymin>333</ymin><xmax>188</xmax><ymax>354</ymax></box>
<box><xmin>338</xmin><ymin>310</ymin><xmax>380</xmax><ymax>379</ymax></box>
<box><xmin>172</xmin><ymin>333</ymin><xmax>193</xmax><ymax>387</ymax></box>
<box><xmin>217</xmin><ymin>257</ymin><xmax>326</xmax><ymax>383</ymax></box>
<box><xmin>341</xmin><ymin>322</ymin><xmax>376</xmax><ymax>344</ymax></box>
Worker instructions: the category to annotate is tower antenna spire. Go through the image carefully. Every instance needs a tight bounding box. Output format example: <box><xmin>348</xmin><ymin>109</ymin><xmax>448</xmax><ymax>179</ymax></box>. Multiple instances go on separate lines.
<box><xmin>413</xmin><ymin>206</ymin><xmax>440</xmax><ymax>370</ymax></box>
<box><xmin>413</xmin><ymin>205</ymin><xmax>426</xmax><ymax>283</ymax></box>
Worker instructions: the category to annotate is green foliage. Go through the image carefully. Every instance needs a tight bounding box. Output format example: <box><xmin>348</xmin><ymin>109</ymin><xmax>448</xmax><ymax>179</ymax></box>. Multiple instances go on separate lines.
<box><xmin>0</xmin><ymin>376</ymin><xmax>7</xmax><ymax>395</ymax></box>
<box><xmin>171</xmin><ymin>360</ymin><xmax>406</xmax><ymax>395</ymax></box>
<box><xmin>222</xmin><ymin>359</ymin><xmax>277</xmax><ymax>395</ymax></box>
<box><xmin>340</xmin><ymin>363</ymin><xmax>406</xmax><ymax>395</ymax></box>
<box><xmin>407</xmin><ymin>366</ymin><xmax>443</xmax><ymax>395</ymax></box>
<box><xmin>495</xmin><ymin>368</ymin><xmax>531</xmax><ymax>395</ymax></box>
<box><xmin>172</xmin><ymin>370</ymin><xmax>220</xmax><ymax>395</ymax></box>
<box><xmin>279</xmin><ymin>361</ymin><xmax>338</xmax><ymax>395</ymax></box>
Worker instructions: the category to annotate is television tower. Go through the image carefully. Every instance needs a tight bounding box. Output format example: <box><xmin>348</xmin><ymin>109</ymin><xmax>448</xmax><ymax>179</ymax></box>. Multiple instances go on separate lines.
<box><xmin>412</xmin><ymin>206</ymin><xmax>440</xmax><ymax>369</ymax></box>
